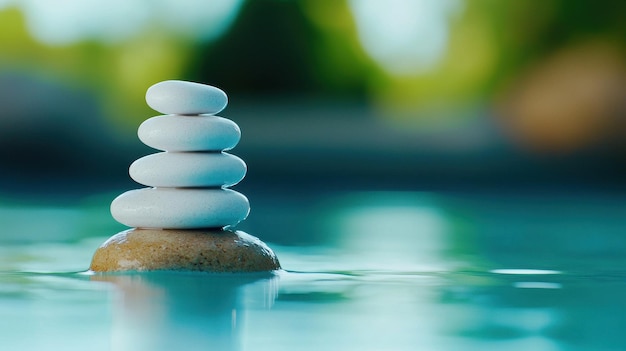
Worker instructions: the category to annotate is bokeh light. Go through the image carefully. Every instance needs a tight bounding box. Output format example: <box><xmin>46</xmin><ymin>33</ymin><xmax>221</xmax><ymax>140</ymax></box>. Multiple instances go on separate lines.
<box><xmin>348</xmin><ymin>0</ymin><xmax>462</xmax><ymax>76</ymax></box>
<box><xmin>0</xmin><ymin>0</ymin><xmax>244</xmax><ymax>44</ymax></box>
<box><xmin>0</xmin><ymin>0</ymin><xmax>624</xmax><ymax>197</ymax></box>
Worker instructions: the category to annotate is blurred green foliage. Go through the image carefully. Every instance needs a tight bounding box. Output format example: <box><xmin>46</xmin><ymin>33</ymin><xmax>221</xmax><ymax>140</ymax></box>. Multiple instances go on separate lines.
<box><xmin>1</xmin><ymin>0</ymin><xmax>624</xmax><ymax>125</ymax></box>
<box><xmin>0</xmin><ymin>0</ymin><xmax>624</xmax><ymax>192</ymax></box>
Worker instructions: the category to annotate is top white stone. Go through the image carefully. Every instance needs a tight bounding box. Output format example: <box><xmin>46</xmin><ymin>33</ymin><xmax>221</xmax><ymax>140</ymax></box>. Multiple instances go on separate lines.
<box><xmin>145</xmin><ymin>80</ymin><xmax>228</xmax><ymax>115</ymax></box>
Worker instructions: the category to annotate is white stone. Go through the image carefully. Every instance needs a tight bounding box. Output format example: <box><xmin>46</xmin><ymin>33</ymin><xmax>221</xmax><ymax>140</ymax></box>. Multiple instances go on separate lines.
<box><xmin>129</xmin><ymin>152</ymin><xmax>246</xmax><ymax>187</ymax></box>
<box><xmin>111</xmin><ymin>188</ymin><xmax>250</xmax><ymax>229</ymax></box>
<box><xmin>146</xmin><ymin>80</ymin><xmax>228</xmax><ymax>115</ymax></box>
<box><xmin>138</xmin><ymin>115</ymin><xmax>240</xmax><ymax>151</ymax></box>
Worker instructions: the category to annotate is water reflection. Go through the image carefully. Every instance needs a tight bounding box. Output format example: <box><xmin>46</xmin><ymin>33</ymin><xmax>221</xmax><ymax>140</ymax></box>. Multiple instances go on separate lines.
<box><xmin>1</xmin><ymin>190</ymin><xmax>626</xmax><ymax>350</ymax></box>
<box><xmin>92</xmin><ymin>272</ymin><xmax>278</xmax><ymax>351</ymax></box>
<box><xmin>309</xmin><ymin>191</ymin><xmax>454</xmax><ymax>273</ymax></box>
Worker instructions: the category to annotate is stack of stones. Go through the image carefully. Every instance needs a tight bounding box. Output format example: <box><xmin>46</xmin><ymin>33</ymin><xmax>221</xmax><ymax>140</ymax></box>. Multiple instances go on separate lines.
<box><xmin>90</xmin><ymin>80</ymin><xmax>280</xmax><ymax>273</ymax></box>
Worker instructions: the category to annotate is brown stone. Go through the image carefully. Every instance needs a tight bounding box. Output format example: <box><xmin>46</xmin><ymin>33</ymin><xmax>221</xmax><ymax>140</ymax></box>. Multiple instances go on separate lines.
<box><xmin>89</xmin><ymin>228</ymin><xmax>280</xmax><ymax>273</ymax></box>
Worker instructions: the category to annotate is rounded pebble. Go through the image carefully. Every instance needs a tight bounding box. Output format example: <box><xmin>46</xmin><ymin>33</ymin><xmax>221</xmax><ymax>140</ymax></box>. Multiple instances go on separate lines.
<box><xmin>89</xmin><ymin>228</ymin><xmax>281</xmax><ymax>272</ymax></box>
<box><xmin>138</xmin><ymin>115</ymin><xmax>240</xmax><ymax>151</ymax></box>
<box><xmin>111</xmin><ymin>188</ymin><xmax>249</xmax><ymax>229</ymax></box>
<box><xmin>146</xmin><ymin>80</ymin><xmax>228</xmax><ymax>115</ymax></box>
<box><xmin>129</xmin><ymin>152</ymin><xmax>246</xmax><ymax>188</ymax></box>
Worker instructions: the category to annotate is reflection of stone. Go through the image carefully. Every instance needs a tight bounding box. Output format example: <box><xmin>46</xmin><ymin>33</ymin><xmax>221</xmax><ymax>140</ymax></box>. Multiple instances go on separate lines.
<box><xmin>92</xmin><ymin>272</ymin><xmax>278</xmax><ymax>351</ymax></box>
<box><xmin>90</xmin><ymin>228</ymin><xmax>280</xmax><ymax>272</ymax></box>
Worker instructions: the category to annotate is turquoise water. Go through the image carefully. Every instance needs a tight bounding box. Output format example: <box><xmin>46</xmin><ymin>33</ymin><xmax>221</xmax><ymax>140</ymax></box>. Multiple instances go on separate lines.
<box><xmin>1</xmin><ymin>190</ymin><xmax>625</xmax><ymax>350</ymax></box>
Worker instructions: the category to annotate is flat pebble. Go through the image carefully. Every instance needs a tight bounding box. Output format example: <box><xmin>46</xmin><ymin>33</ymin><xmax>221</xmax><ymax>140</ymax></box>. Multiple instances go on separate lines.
<box><xmin>138</xmin><ymin>115</ymin><xmax>240</xmax><ymax>151</ymax></box>
<box><xmin>111</xmin><ymin>188</ymin><xmax>249</xmax><ymax>229</ymax></box>
<box><xmin>146</xmin><ymin>80</ymin><xmax>228</xmax><ymax>115</ymax></box>
<box><xmin>90</xmin><ymin>228</ymin><xmax>281</xmax><ymax>272</ymax></box>
<box><xmin>129</xmin><ymin>152</ymin><xmax>246</xmax><ymax>187</ymax></box>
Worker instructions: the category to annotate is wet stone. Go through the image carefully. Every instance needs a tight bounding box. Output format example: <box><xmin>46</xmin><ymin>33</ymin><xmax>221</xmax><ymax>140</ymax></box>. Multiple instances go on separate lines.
<box><xmin>90</xmin><ymin>228</ymin><xmax>281</xmax><ymax>273</ymax></box>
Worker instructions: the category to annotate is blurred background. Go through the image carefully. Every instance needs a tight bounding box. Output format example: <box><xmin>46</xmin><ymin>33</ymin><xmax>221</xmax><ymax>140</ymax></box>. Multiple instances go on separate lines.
<box><xmin>1</xmin><ymin>0</ymin><xmax>624</xmax><ymax>199</ymax></box>
<box><xmin>1</xmin><ymin>3</ymin><xmax>626</xmax><ymax>349</ymax></box>
<box><xmin>0</xmin><ymin>0</ymin><xmax>626</xmax><ymax>247</ymax></box>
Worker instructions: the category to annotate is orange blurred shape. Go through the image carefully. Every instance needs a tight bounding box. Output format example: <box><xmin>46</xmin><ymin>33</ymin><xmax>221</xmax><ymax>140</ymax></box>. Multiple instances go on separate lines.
<box><xmin>497</xmin><ymin>41</ymin><xmax>626</xmax><ymax>154</ymax></box>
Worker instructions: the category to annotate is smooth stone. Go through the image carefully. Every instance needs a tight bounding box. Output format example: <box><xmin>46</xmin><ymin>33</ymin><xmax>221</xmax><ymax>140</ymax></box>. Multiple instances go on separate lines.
<box><xmin>138</xmin><ymin>115</ymin><xmax>240</xmax><ymax>151</ymax></box>
<box><xmin>146</xmin><ymin>80</ymin><xmax>228</xmax><ymax>115</ymax></box>
<box><xmin>89</xmin><ymin>228</ymin><xmax>281</xmax><ymax>272</ymax></box>
<box><xmin>129</xmin><ymin>152</ymin><xmax>246</xmax><ymax>188</ymax></box>
<box><xmin>111</xmin><ymin>188</ymin><xmax>249</xmax><ymax>229</ymax></box>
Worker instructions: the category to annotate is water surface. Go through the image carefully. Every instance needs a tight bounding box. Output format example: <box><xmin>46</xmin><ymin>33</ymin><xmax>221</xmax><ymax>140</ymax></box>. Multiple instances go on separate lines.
<box><xmin>1</xmin><ymin>190</ymin><xmax>625</xmax><ymax>350</ymax></box>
